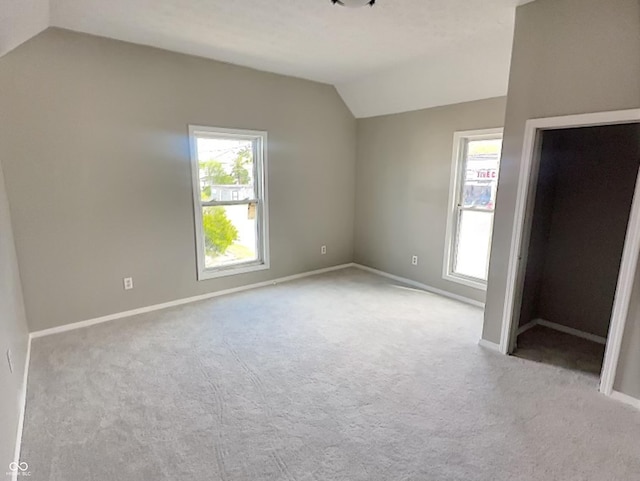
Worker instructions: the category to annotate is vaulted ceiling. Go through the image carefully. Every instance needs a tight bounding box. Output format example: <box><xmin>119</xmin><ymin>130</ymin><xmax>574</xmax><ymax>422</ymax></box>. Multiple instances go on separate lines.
<box><xmin>0</xmin><ymin>0</ymin><xmax>533</xmax><ymax>118</ymax></box>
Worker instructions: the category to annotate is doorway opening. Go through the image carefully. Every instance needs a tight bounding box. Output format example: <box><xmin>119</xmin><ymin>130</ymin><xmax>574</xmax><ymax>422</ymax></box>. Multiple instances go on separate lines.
<box><xmin>514</xmin><ymin>124</ymin><xmax>640</xmax><ymax>380</ymax></box>
<box><xmin>499</xmin><ymin>109</ymin><xmax>640</xmax><ymax>396</ymax></box>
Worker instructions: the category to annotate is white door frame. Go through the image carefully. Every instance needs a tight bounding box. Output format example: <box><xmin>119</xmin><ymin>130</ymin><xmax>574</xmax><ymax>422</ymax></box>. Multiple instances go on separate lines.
<box><xmin>499</xmin><ymin>108</ymin><xmax>640</xmax><ymax>396</ymax></box>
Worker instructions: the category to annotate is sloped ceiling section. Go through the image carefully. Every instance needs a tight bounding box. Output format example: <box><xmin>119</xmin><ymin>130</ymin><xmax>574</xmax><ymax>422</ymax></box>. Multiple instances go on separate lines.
<box><xmin>0</xmin><ymin>0</ymin><xmax>49</xmax><ymax>56</ymax></box>
<box><xmin>336</xmin><ymin>26</ymin><xmax>515</xmax><ymax>118</ymax></box>
<box><xmin>0</xmin><ymin>0</ymin><xmax>535</xmax><ymax>118</ymax></box>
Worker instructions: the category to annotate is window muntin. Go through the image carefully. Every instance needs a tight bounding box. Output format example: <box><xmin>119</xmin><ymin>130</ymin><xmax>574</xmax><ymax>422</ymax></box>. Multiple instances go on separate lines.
<box><xmin>444</xmin><ymin>130</ymin><xmax>502</xmax><ymax>289</ymax></box>
<box><xmin>189</xmin><ymin>126</ymin><xmax>269</xmax><ymax>279</ymax></box>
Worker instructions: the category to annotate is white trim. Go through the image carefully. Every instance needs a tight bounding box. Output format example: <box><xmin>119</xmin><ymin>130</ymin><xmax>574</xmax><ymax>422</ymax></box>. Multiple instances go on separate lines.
<box><xmin>536</xmin><ymin>319</ymin><xmax>607</xmax><ymax>345</ymax></box>
<box><xmin>443</xmin><ymin>128</ymin><xmax>503</xmax><ymax>291</ymax></box>
<box><xmin>516</xmin><ymin>319</ymin><xmax>537</xmax><ymax>335</ymax></box>
<box><xmin>444</xmin><ymin>272</ymin><xmax>487</xmax><ymax>291</ymax></box>
<box><xmin>352</xmin><ymin>263</ymin><xmax>485</xmax><ymax>308</ymax></box>
<box><xmin>611</xmin><ymin>391</ymin><xmax>640</xmax><ymax>410</ymax></box>
<box><xmin>499</xmin><ymin>118</ymin><xmax>540</xmax><ymax>355</ymax></box>
<box><xmin>188</xmin><ymin>125</ymin><xmax>270</xmax><ymax>281</ymax></box>
<box><xmin>197</xmin><ymin>261</ymin><xmax>269</xmax><ymax>280</ymax></box>
<box><xmin>515</xmin><ymin>318</ymin><xmax>607</xmax><ymax>344</ymax></box>
<box><xmin>498</xmin><ymin>109</ymin><xmax>640</xmax><ymax>399</ymax></box>
<box><xmin>600</xmin><ymin>166</ymin><xmax>640</xmax><ymax>394</ymax></box>
<box><xmin>516</xmin><ymin>319</ymin><xmax>607</xmax><ymax>345</ymax></box>
<box><xmin>478</xmin><ymin>339</ymin><xmax>501</xmax><ymax>351</ymax></box>
<box><xmin>30</xmin><ymin>264</ymin><xmax>355</xmax><ymax>339</ymax></box>
<box><xmin>12</xmin><ymin>335</ymin><xmax>31</xmax><ymax>481</ymax></box>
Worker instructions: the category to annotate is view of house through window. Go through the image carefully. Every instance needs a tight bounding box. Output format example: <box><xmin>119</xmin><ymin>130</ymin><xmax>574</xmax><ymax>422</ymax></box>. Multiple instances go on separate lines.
<box><xmin>445</xmin><ymin>130</ymin><xmax>502</xmax><ymax>287</ymax></box>
<box><xmin>189</xmin><ymin>126</ymin><xmax>268</xmax><ymax>279</ymax></box>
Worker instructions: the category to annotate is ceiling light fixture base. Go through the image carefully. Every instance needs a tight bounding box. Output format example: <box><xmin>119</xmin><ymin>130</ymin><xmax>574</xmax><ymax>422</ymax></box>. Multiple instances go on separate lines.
<box><xmin>331</xmin><ymin>0</ymin><xmax>376</xmax><ymax>7</ymax></box>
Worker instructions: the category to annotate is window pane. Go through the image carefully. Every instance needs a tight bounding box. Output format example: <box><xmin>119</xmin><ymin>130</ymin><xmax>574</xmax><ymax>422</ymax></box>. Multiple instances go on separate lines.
<box><xmin>196</xmin><ymin>137</ymin><xmax>255</xmax><ymax>202</ymax></box>
<box><xmin>454</xmin><ymin>210</ymin><xmax>494</xmax><ymax>280</ymax></box>
<box><xmin>202</xmin><ymin>205</ymin><xmax>258</xmax><ymax>268</ymax></box>
<box><xmin>461</xmin><ymin>138</ymin><xmax>502</xmax><ymax>210</ymax></box>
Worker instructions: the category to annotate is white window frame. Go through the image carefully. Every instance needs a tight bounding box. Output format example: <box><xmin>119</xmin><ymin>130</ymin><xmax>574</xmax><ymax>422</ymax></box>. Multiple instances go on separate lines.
<box><xmin>443</xmin><ymin>128</ymin><xmax>503</xmax><ymax>290</ymax></box>
<box><xmin>188</xmin><ymin>125</ymin><xmax>270</xmax><ymax>280</ymax></box>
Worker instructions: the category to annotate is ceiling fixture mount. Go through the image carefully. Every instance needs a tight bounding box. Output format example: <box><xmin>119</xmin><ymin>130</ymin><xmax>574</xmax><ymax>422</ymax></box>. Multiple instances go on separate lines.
<box><xmin>331</xmin><ymin>0</ymin><xmax>376</xmax><ymax>7</ymax></box>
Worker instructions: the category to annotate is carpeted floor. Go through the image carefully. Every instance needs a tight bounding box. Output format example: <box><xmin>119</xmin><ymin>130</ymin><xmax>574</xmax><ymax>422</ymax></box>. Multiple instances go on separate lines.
<box><xmin>514</xmin><ymin>325</ymin><xmax>606</xmax><ymax>378</ymax></box>
<box><xmin>20</xmin><ymin>268</ymin><xmax>640</xmax><ymax>480</ymax></box>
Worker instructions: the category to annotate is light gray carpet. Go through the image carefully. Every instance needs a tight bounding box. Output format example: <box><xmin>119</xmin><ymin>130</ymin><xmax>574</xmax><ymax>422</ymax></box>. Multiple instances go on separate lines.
<box><xmin>20</xmin><ymin>268</ymin><xmax>640</xmax><ymax>480</ymax></box>
<box><xmin>515</xmin><ymin>325</ymin><xmax>606</xmax><ymax>377</ymax></box>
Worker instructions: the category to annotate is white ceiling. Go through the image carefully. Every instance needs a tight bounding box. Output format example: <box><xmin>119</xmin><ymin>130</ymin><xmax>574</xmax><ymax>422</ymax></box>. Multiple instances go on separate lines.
<box><xmin>336</xmin><ymin>26</ymin><xmax>515</xmax><ymax>118</ymax></box>
<box><xmin>0</xmin><ymin>0</ymin><xmax>48</xmax><ymax>56</ymax></box>
<box><xmin>0</xmin><ymin>0</ymin><xmax>532</xmax><ymax>118</ymax></box>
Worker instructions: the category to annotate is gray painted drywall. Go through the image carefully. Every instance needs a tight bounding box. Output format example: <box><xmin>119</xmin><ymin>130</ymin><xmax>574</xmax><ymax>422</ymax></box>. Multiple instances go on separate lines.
<box><xmin>518</xmin><ymin>125</ymin><xmax>640</xmax><ymax>339</ymax></box>
<box><xmin>354</xmin><ymin>97</ymin><xmax>507</xmax><ymax>303</ymax></box>
<box><xmin>0</xmin><ymin>28</ymin><xmax>356</xmax><ymax>332</ymax></box>
<box><xmin>0</xmin><ymin>160</ymin><xmax>29</xmax><ymax>474</ymax></box>
<box><xmin>481</xmin><ymin>0</ymin><xmax>640</xmax><ymax>397</ymax></box>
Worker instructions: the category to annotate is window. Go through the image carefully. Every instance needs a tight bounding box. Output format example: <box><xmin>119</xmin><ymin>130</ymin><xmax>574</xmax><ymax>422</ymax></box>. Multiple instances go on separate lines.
<box><xmin>188</xmin><ymin>126</ymin><xmax>269</xmax><ymax>280</ymax></box>
<box><xmin>444</xmin><ymin>128</ymin><xmax>503</xmax><ymax>290</ymax></box>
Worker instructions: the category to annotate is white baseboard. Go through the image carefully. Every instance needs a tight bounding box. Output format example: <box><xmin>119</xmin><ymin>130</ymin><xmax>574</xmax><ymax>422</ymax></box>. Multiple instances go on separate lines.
<box><xmin>12</xmin><ymin>335</ymin><xmax>31</xmax><ymax>481</ymax></box>
<box><xmin>535</xmin><ymin>318</ymin><xmax>607</xmax><ymax>345</ymax></box>
<box><xmin>611</xmin><ymin>390</ymin><xmax>640</xmax><ymax>410</ymax></box>
<box><xmin>30</xmin><ymin>263</ymin><xmax>356</xmax><ymax>339</ymax></box>
<box><xmin>31</xmin><ymin>262</ymin><xmax>484</xmax><ymax>339</ymax></box>
<box><xmin>12</xmin><ymin>261</ymin><xmax>477</xmax><ymax>470</ymax></box>
<box><xmin>352</xmin><ymin>264</ymin><xmax>485</xmax><ymax>308</ymax></box>
<box><xmin>517</xmin><ymin>319</ymin><xmax>537</xmax><ymax>335</ymax></box>
<box><xmin>478</xmin><ymin>339</ymin><xmax>501</xmax><ymax>352</ymax></box>
<box><xmin>21</xmin><ymin>261</ymin><xmax>484</xmax><ymax>460</ymax></box>
<box><xmin>515</xmin><ymin>318</ymin><xmax>607</xmax><ymax>344</ymax></box>
<box><xmin>17</xmin><ymin>260</ymin><xmax>635</xmax><ymax>469</ymax></box>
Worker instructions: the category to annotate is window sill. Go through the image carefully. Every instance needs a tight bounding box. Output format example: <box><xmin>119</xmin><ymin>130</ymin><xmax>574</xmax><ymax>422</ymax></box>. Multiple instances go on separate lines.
<box><xmin>443</xmin><ymin>272</ymin><xmax>487</xmax><ymax>291</ymax></box>
<box><xmin>198</xmin><ymin>261</ymin><xmax>270</xmax><ymax>281</ymax></box>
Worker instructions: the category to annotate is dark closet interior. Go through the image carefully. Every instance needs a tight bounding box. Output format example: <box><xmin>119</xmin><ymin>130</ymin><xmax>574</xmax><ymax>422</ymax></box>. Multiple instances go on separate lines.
<box><xmin>515</xmin><ymin>123</ymin><xmax>640</xmax><ymax>377</ymax></box>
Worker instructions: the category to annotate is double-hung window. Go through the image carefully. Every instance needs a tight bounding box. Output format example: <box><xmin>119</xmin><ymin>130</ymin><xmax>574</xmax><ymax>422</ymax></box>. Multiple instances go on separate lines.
<box><xmin>188</xmin><ymin>126</ymin><xmax>269</xmax><ymax>280</ymax></box>
<box><xmin>444</xmin><ymin>128</ymin><xmax>503</xmax><ymax>289</ymax></box>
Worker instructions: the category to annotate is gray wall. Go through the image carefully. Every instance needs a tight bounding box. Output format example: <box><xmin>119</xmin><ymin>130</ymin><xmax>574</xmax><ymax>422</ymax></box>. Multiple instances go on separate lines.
<box><xmin>481</xmin><ymin>0</ymin><xmax>640</xmax><ymax>397</ymax></box>
<box><xmin>0</xmin><ymin>28</ymin><xmax>356</xmax><ymax>332</ymax></box>
<box><xmin>0</xmin><ymin>161</ymin><xmax>29</xmax><ymax>475</ymax></box>
<box><xmin>354</xmin><ymin>97</ymin><xmax>507</xmax><ymax>303</ymax></box>
<box><xmin>518</xmin><ymin>125</ymin><xmax>640</xmax><ymax>338</ymax></box>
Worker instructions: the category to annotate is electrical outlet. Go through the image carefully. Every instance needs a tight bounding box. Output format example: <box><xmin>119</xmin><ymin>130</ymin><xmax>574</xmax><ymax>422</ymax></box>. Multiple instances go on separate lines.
<box><xmin>321</xmin><ymin>245</ymin><xmax>327</xmax><ymax>255</ymax></box>
<box><xmin>411</xmin><ymin>255</ymin><xmax>418</xmax><ymax>266</ymax></box>
<box><xmin>6</xmin><ymin>349</ymin><xmax>13</xmax><ymax>374</ymax></box>
<box><xmin>123</xmin><ymin>277</ymin><xmax>134</xmax><ymax>290</ymax></box>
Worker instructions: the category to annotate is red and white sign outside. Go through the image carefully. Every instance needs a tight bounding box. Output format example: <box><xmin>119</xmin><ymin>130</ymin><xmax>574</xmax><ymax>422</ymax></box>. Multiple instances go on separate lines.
<box><xmin>466</xmin><ymin>168</ymin><xmax>498</xmax><ymax>181</ymax></box>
